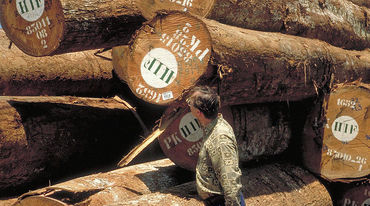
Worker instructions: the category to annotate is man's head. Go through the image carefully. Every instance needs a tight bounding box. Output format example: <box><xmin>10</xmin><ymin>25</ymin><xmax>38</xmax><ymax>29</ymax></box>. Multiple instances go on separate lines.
<box><xmin>187</xmin><ymin>86</ymin><xmax>220</xmax><ymax>121</ymax></box>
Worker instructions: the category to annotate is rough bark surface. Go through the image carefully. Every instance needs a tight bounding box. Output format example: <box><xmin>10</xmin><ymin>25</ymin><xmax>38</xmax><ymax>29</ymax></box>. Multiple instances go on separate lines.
<box><xmin>10</xmin><ymin>158</ymin><xmax>194</xmax><ymax>206</ymax></box>
<box><xmin>0</xmin><ymin>30</ymin><xmax>117</xmax><ymax>96</ymax></box>
<box><xmin>122</xmin><ymin>13</ymin><xmax>369</xmax><ymax>106</ymax></box>
<box><xmin>302</xmin><ymin>82</ymin><xmax>369</xmax><ymax>182</ymax></box>
<box><xmin>158</xmin><ymin>99</ymin><xmax>291</xmax><ymax>171</ymax></box>
<box><xmin>203</xmin><ymin>17</ymin><xmax>370</xmax><ymax>105</ymax></box>
<box><xmin>0</xmin><ymin>96</ymin><xmax>146</xmax><ymax>195</ymax></box>
<box><xmin>206</xmin><ymin>0</ymin><xmax>370</xmax><ymax>50</ymax></box>
<box><xmin>110</xmin><ymin>163</ymin><xmax>333</xmax><ymax>206</ymax></box>
<box><xmin>347</xmin><ymin>0</ymin><xmax>370</xmax><ymax>8</ymax></box>
<box><xmin>0</xmin><ymin>0</ymin><xmax>145</xmax><ymax>56</ymax></box>
<box><xmin>123</xmin><ymin>0</ymin><xmax>369</xmax><ymax>50</ymax></box>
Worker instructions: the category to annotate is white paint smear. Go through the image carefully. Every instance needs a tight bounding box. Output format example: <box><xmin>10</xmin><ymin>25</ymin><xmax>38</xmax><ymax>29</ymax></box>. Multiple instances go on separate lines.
<box><xmin>141</xmin><ymin>48</ymin><xmax>178</xmax><ymax>89</ymax></box>
<box><xmin>16</xmin><ymin>0</ymin><xmax>45</xmax><ymax>22</ymax></box>
<box><xmin>179</xmin><ymin>112</ymin><xmax>203</xmax><ymax>142</ymax></box>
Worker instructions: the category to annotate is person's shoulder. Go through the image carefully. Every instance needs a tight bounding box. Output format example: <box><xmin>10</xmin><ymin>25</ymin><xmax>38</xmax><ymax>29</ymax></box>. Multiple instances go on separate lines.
<box><xmin>215</xmin><ymin>116</ymin><xmax>234</xmax><ymax>135</ymax></box>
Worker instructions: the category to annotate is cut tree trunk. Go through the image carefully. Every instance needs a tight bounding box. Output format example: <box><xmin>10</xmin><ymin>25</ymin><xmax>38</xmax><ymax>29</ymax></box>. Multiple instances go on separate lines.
<box><xmin>110</xmin><ymin>163</ymin><xmax>333</xmax><ymax>206</ymax></box>
<box><xmin>0</xmin><ymin>30</ymin><xmax>116</xmax><ymax>96</ymax></box>
<box><xmin>0</xmin><ymin>96</ymin><xmax>147</xmax><ymax>195</ymax></box>
<box><xmin>11</xmin><ymin>158</ymin><xmax>195</xmax><ymax>206</ymax></box>
<box><xmin>113</xmin><ymin>12</ymin><xmax>370</xmax><ymax>106</ymax></box>
<box><xmin>112</xmin><ymin>12</ymin><xmax>212</xmax><ymax>105</ymax></box>
<box><xmin>137</xmin><ymin>0</ymin><xmax>370</xmax><ymax>50</ymax></box>
<box><xmin>0</xmin><ymin>0</ymin><xmax>145</xmax><ymax>56</ymax></box>
<box><xmin>157</xmin><ymin>98</ymin><xmax>291</xmax><ymax>171</ymax></box>
<box><xmin>302</xmin><ymin>82</ymin><xmax>369</xmax><ymax>182</ymax></box>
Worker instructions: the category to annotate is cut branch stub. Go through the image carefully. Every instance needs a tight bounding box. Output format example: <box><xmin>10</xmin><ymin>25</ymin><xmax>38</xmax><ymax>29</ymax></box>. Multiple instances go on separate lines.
<box><xmin>135</xmin><ymin>0</ymin><xmax>215</xmax><ymax>20</ymax></box>
<box><xmin>0</xmin><ymin>0</ymin><xmax>65</xmax><ymax>56</ymax></box>
<box><xmin>0</xmin><ymin>0</ymin><xmax>144</xmax><ymax>56</ymax></box>
<box><xmin>114</xmin><ymin>12</ymin><xmax>211</xmax><ymax>105</ymax></box>
<box><xmin>158</xmin><ymin>99</ymin><xmax>291</xmax><ymax>171</ymax></box>
<box><xmin>302</xmin><ymin>82</ymin><xmax>370</xmax><ymax>182</ymax></box>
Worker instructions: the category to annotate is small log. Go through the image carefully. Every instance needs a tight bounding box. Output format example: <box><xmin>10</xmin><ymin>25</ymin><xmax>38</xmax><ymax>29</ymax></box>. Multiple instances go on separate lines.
<box><xmin>0</xmin><ymin>30</ymin><xmax>116</xmax><ymax>96</ymax></box>
<box><xmin>110</xmin><ymin>163</ymin><xmax>333</xmax><ymax>206</ymax></box>
<box><xmin>157</xmin><ymin>98</ymin><xmax>291</xmax><ymax>171</ymax></box>
<box><xmin>114</xmin><ymin>12</ymin><xmax>370</xmax><ymax>106</ymax></box>
<box><xmin>11</xmin><ymin>158</ymin><xmax>194</xmax><ymax>206</ymax></box>
<box><xmin>112</xmin><ymin>12</ymin><xmax>212</xmax><ymax>105</ymax></box>
<box><xmin>0</xmin><ymin>96</ymin><xmax>146</xmax><ymax>194</ymax></box>
<box><xmin>137</xmin><ymin>0</ymin><xmax>370</xmax><ymax>50</ymax></box>
<box><xmin>302</xmin><ymin>82</ymin><xmax>369</xmax><ymax>182</ymax></box>
<box><xmin>0</xmin><ymin>0</ymin><xmax>145</xmax><ymax>56</ymax></box>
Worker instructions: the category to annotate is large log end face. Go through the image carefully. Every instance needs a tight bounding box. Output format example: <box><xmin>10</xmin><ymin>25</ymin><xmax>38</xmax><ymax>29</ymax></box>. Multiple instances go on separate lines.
<box><xmin>114</xmin><ymin>12</ymin><xmax>212</xmax><ymax>105</ymax></box>
<box><xmin>0</xmin><ymin>0</ymin><xmax>65</xmax><ymax>56</ymax></box>
<box><xmin>303</xmin><ymin>83</ymin><xmax>370</xmax><ymax>181</ymax></box>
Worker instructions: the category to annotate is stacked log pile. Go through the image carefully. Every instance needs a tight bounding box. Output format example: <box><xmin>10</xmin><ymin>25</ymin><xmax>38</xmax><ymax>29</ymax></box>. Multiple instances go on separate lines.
<box><xmin>0</xmin><ymin>0</ymin><xmax>369</xmax><ymax>205</ymax></box>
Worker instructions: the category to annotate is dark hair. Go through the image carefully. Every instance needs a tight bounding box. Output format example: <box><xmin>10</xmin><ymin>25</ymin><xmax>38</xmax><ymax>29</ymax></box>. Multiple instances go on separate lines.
<box><xmin>188</xmin><ymin>86</ymin><xmax>220</xmax><ymax>119</ymax></box>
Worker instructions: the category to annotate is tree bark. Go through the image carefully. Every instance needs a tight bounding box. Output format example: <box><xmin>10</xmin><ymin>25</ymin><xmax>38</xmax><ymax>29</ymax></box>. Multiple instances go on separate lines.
<box><xmin>347</xmin><ymin>0</ymin><xmax>370</xmax><ymax>8</ymax></box>
<box><xmin>137</xmin><ymin>0</ymin><xmax>370</xmax><ymax>50</ymax></box>
<box><xmin>206</xmin><ymin>0</ymin><xmax>370</xmax><ymax>50</ymax></box>
<box><xmin>10</xmin><ymin>158</ymin><xmax>194</xmax><ymax>206</ymax></box>
<box><xmin>0</xmin><ymin>30</ymin><xmax>119</xmax><ymax>96</ymax></box>
<box><xmin>114</xmin><ymin>12</ymin><xmax>370</xmax><ymax>106</ymax></box>
<box><xmin>0</xmin><ymin>0</ymin><xmax>145</xmax><ymax>56</ymax></box>
<box><xmin>0</xmin><ymin>96</ymin><xmax>147</xmax><ymax>194</ymax></box>
<box><xmin>302</xmin><ymin>82</ymin><xmax>369</xmax><ymax>182</ymax></box>
<box><xmin>112</xmin><ymin>12</ymin><xmax>212</xmax><ymax>105</ymax></box>
<box><xmin>111</xmin><ymin>163</ymin><xmax>333</xmax><ymax>206</ymax></box>
<box><xmin>204</xmin><ymin>17</ymin><xmax>370</xmax><ymax>106</ymax></box>
<box><xmin>157</xmin><ymin>98</ymin><xmax>292</xmax><ymax>171</ymax></box>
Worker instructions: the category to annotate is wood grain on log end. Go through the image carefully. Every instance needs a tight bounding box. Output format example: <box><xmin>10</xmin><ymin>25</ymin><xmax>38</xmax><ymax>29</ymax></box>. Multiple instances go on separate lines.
<box><xmin>0</xmin><ymin>0</ymin><xmax>65</xmax><ymax>56</ymax></box>
<box><xmin>114</xmin><ymin>11</ymin><xmax>212</xmax><ymax>105</ymax></box>
<box><xmin>302</xmin><ymin>82</ymin><xmax>370</xmax><ymax>182</ymax></box>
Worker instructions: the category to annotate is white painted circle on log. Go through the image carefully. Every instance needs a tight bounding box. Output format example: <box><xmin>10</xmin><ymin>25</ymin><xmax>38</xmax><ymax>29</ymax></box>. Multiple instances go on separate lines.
<box><xmin>179</xmin><ymin>112</ymin><xmax>203</xmax><ymax>142</ymax></box>
<box><xmin>140</xmin><ymin>48</ymin><xmax>178</xmax><ymax>89</ymax></box>
<box><xmin>362</xmin><ymin>198</ymin><xmax>370</xmax><ymax>206</ymax></box>
<box><xmin>16</xmin><ymin>0</ymin><xmax>45</xmax><ymax>22</ymax></box>
<box><xmin>331</xmin><ymin>115</ymin><xmax>359</xmax><ymax>142</ymax></box>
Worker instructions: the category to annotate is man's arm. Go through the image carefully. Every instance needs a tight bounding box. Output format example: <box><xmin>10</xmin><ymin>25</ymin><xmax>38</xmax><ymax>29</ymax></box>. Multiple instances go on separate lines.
<box><xmin>209</xmin><ymin>134</ymin><xmax>243</xmax><ymax>206</ymax></box>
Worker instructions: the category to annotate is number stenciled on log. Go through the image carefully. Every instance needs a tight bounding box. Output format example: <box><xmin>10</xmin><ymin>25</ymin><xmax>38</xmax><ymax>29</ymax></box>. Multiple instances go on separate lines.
<box><xmin>160</xmin><ymin>22</ymin><xmax>209</xmax><ymax>63</ymax></box>
<box><xmin>169</xmin><ymin>0</ymin><xmax>193</xmax><ymax>11</ymax></box>
<box><xmin>331</xmin><ymin>116</ymin><xmax>359</xmax><ymax>143</ymax></box>
<box><xmin>16</xmin><ymin>0</ymin><xmax>44</xmax><ymax>22</ymax></box>
<box><xmin>187</xmin><ymin>141</ymin><xmax>202</xmax><ymax>156</ymax></box>
<box><xmin>337</xmin><ymin>98</ymin><xmax>363</xmax><ymax>111</ymax></box>
<box><xmin>325</xmin><ymin>146</ymin><xmax>367</xmax><ymax>171</ymax></box>
<box><xmin>135</xmin><ymin>83</ymin><xmax>174</xmax><ymax>103</ymax></box>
